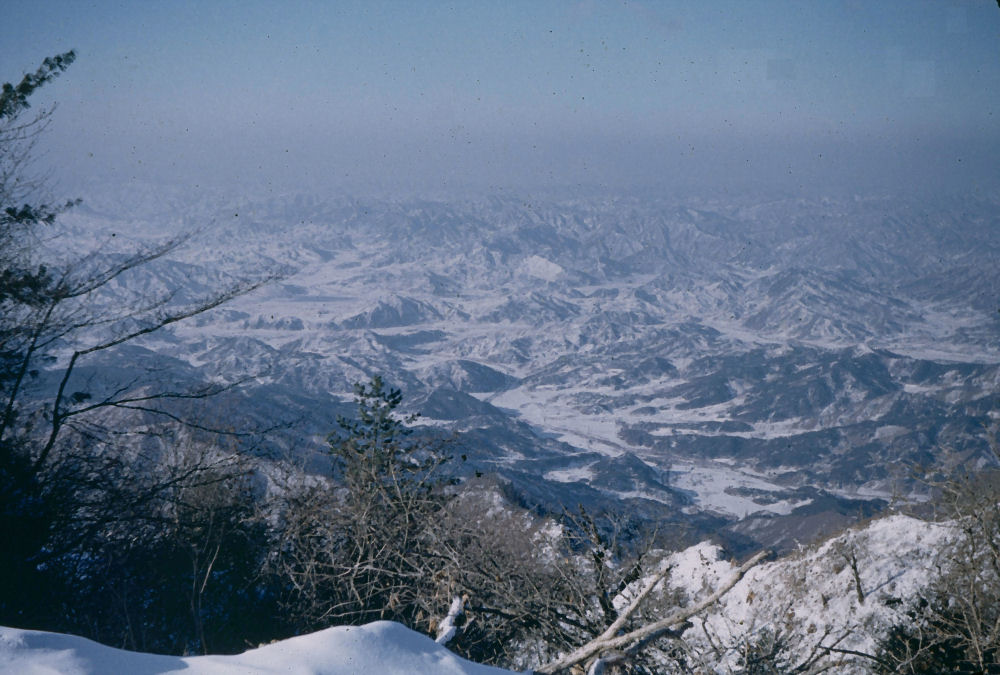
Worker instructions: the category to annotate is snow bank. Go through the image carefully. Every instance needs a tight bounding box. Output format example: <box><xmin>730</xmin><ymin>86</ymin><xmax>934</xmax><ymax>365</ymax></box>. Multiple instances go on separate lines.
<box><xmin>0</xmin><ymin>620</ymin><xmax>513</xmax><ymax>675</ymax></box>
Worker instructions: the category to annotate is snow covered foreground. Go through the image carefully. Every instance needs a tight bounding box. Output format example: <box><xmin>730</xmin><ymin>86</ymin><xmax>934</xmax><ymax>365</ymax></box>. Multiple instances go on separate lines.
<box><xmin>0</xmin><ymin>514</ymin><xmax>952</xmax><ymax>674</ymax></box>
<box><xmin>0</xmin><ymin>620</ymin><xmax>513</xmax><ymax>675</ymax></box>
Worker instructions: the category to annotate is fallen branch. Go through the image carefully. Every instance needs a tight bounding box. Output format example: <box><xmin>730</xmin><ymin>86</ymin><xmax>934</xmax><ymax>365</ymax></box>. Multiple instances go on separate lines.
<box><xmin>536</xmin><ymin>550</ymin><xmax>768</xmax><ymax>674</ymax></box>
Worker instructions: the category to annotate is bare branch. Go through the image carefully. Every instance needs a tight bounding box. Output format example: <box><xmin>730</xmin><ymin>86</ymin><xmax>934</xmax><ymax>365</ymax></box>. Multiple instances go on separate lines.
<box><xmin>537</xmin><ymin>550</ymin><xmax>769</xmax><ymax>674</ymax></box>
<box><xmin>595</xmin><ymin>562</ymin><xmax>672</xmax><ymax>644</ymax></box>
<box><xmin>31</xmin><ymin>276</ymin><xmax>273</xmax><ymax>472</ymax></box>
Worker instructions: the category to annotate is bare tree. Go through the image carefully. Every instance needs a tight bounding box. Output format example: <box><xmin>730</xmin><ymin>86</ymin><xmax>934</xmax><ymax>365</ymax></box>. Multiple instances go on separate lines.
<box><xmin>53</xmin><ymin>434</ymin><xmax>279</xmax><ymax>656</ymax></box>
<box><xmin>273</xmin><ymin>382</ymin><xmax>643</xmax><ymax>667</ymax></box>
<box><xmin>430</xmin><ymin>501</ymin><xmax>675</xmax><ymax>670</ymax></box>
<box><xmin>271</xmin><ymin>376</ymin><xmax>454</xmax><ymax>631</ymax></box>
<box><xmin>161</xmin><ymin>443</ymin><xmax>268</xmax><ymax>655</ymax></box>
<box><xmin>269</xmin><ymin>376</ymin><xmax>777</xmax><ymax>673</ymax></box>
<box><xmin>0</xmin><ymin>53</ymin><xmax>274</xmax><ymax>632</ymax></box>
<box><xmin>874</xmin><ymin>429</ymin><xmax>1000</xmax><ymax>673</ymax></box>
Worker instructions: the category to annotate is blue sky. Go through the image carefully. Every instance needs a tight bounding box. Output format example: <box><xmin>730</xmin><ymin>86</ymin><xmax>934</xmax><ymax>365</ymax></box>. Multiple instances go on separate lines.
<box><xmin>2</xmin><ymin>0</ymin><xmax>998</xmax><ymax>196</ymax></box>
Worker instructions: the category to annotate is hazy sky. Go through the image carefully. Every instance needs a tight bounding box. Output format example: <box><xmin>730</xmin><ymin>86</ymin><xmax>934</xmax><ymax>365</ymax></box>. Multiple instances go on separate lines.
<box><xmin>3</xmin><ymin>0</ymin><xmax>999</xmax><ymax>197</ymax></box>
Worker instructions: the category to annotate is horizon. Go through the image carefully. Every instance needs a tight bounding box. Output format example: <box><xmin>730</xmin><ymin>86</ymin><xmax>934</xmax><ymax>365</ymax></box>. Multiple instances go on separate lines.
<box><xmin>3</xmin><ymin>1</ymin><xmax>999</xmax><ymax>199</ymax></box>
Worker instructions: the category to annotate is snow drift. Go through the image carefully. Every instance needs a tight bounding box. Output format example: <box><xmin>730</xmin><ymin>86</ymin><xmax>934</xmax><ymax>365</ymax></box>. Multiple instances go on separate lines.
<box><xmin>0</xmin><ymin>620</ymin><xmax>513</xmax><ymax>675</ymax></box>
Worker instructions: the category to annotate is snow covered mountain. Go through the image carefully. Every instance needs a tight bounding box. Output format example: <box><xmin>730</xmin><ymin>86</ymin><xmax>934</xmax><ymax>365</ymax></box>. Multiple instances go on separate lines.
<box><xmin>50</xmin><ymin>186</ymin><xmax>1000</xmax><ymax>550</ymax></box>
<box><xmin>666</xmin><ymin>513</ymin><xmax>950</xmax><ymax>672</ymax></box>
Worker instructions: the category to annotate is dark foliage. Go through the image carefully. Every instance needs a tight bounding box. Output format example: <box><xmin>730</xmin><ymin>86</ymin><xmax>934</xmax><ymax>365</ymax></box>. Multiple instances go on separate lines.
<box><xmin>0</xmin><ymin>51</ymin><xmax>75</xmax><ymax>120</ymax></box>
<box><xmin>0</xmin><ymin>54</ymin><xmax>277</xmax><ymax>654</ymax></box>
<box><xmin>875</xmin><ymin>598</ymin><xmax>999</xmax><ymax>674</ymax></box>
<box><xmin>874</xmin><ymin>440</ymin><xmax>1000</xmax><ymax>675</ymax></box>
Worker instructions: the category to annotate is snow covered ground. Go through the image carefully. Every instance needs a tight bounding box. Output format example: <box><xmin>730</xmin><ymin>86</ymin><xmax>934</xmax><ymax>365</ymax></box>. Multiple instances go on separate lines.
<box><xmin>0</xmin><ymin>621</ymin><xmax>513</xmax><ymax>675</ymax></box>
<box><xmin>664</xmin><ymin>514</ymin><xmax>952</xmax><ymax>672</ymax></box>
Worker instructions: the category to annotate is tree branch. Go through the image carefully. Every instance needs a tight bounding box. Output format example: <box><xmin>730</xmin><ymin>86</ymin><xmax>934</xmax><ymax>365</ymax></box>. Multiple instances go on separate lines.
<box><xmin>537</xmin><ymin>550</ymin><xmax>768</xmax><ymax>674</ymax></box>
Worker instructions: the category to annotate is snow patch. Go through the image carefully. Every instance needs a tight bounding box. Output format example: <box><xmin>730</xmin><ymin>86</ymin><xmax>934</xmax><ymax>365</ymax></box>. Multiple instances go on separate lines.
<box><xmin>669</xmin><ymin>461</ymin><xmax>806</xmax><ymax>517</ymax></box>
<box><xmin>518</xmin><ymin>255</ymin><xmax>564</xmax><ymax>282</ymax></box>
<box><xmin>544</xmin><ymin>465</ymin><xmax>596</xmax><ymax>483</ymax></box>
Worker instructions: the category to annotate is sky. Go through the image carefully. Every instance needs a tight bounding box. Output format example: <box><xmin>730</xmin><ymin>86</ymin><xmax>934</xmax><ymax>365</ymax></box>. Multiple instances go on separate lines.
<box><xmin>2</xmin><ymin>0</ymin><xmax>999</xmax><ymax>197</ymax></box>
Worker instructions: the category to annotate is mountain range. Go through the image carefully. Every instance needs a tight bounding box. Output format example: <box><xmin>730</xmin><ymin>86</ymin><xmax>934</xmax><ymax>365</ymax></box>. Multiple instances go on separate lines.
<box><xmin>51</xmin><ymin>186</ymin><xmax>1000</xmax><ymax>552</ymax></box>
